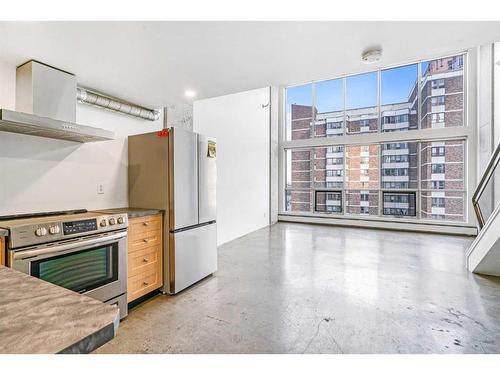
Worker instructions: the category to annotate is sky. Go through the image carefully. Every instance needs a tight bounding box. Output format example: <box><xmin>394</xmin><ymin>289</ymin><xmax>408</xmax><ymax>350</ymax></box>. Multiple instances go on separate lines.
<box><xmin>287</xmin><ymin>63</ymin><xmax>419</xmax><ymax>114</ymax></box>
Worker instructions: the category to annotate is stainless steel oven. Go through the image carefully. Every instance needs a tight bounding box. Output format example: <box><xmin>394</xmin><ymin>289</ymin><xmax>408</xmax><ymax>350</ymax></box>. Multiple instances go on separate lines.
<box><xmin>0</xmin><ymin>211</ymin><xmax>129</xmax><ymax>319</ymax></box>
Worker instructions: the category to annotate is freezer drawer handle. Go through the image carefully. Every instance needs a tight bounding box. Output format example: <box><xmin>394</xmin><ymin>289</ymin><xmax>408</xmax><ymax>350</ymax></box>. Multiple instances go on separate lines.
<box><xmin>143</xmin><ymin>257</ymin><xmax>149</xmax><ymax>263</ymax></box>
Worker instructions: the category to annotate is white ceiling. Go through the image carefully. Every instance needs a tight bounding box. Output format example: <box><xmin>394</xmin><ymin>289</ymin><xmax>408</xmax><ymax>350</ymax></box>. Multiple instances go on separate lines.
<box><xmin>1</xmin><ymin>21</ymin><xmax>499</xmax><ymax>109</ymax></box>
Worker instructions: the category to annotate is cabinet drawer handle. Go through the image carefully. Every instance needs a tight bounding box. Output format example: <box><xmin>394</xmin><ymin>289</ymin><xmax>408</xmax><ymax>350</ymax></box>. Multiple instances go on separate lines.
<box><xmin>143</xmin><ymin>257</ymin><xmax>149</xmax><ymax>262</ymax></box>
<box><xmin>143</xmin><ymin>281</ymin><xmax>149</xmax><ymax>286</ymax></box>
<box><xmin>143</xmin><ymin>238</ymin><xmax>150</xmax><ymax>243</ymax></box>
<box><xmin>143</xmin><ymin>222</ymin><xmax>149</xmax><ymax>226</ymax></box>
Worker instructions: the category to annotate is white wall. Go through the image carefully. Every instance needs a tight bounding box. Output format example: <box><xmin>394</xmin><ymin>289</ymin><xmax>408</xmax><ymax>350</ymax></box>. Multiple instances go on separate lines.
<box><xmin>0</xmin><ymin>61</ymin><xmax>163</xmax><ymax>215</ymax></box>
<box><xmin>194</xmin><ymin>87</ymin><xmax>270</xmax><ymax>245</ymax></box>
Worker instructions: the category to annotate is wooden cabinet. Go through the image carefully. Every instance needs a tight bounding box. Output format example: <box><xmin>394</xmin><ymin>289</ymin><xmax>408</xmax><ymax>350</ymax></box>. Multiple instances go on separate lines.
<box><xmin>0</xmin><ymin>237</ymin><xmax>5</xmax><ymax>267</ymax></box>
<box><xmin>127</xmin><ymin>214</ymin><xmax>163</xmax><ymax>302</ymax></box>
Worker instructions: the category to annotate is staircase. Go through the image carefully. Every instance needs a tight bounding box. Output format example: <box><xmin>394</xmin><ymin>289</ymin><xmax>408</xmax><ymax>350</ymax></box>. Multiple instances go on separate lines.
<box><xmin>467</xmin><ymin>143</ymin><xmax>500</xmax><ymax>276</ymax></box>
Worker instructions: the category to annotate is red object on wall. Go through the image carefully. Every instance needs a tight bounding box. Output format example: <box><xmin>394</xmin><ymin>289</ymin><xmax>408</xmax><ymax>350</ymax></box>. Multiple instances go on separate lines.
<box><xmin>157</xmin><ymin>129</ymin><xmax>169</xmax><ymax>137</ymax></box>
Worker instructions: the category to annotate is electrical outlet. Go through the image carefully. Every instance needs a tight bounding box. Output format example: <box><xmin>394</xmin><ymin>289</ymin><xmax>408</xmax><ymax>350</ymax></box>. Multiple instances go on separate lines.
<box><xmin>97</xmin><ymin>184</ymin><xmax>104</xmax><ymax>195</ymax></box>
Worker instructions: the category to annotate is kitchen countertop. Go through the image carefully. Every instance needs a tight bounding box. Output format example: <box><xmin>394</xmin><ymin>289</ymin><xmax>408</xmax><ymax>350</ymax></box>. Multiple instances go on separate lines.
<box><xmin>0</xmin><ymin>265</ymin><xmax>120</xmax><ymax>354</ymax></box>
<box><xmin>95</xmin><ymin>207</ymin><xmax>163</xmax><ymax>219</ymax></box>
<box><xmin>0</xmin><ymin>228</ymin><xmax>8</xmax><ymax>237</ymax></box>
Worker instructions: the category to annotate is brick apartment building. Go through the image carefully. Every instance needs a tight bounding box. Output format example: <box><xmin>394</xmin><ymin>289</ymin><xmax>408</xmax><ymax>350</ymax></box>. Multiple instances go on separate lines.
<box><xmin>287</xmin><ymin>55</ymin><xmax>465</xmax><ymax>221</ymax></box>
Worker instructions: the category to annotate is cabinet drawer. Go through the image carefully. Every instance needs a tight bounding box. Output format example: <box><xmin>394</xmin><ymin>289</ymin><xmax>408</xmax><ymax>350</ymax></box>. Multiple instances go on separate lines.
<box><xmin>129</xmin><ymin>215</ymin><xmax>162</xmax><ymax>237</ymax></box>
<box><xmin>127</xmin><ymin>265</ymin><xmax>162</xmax><ymax>302</ymax></box>
<box><xmin>128</xmin><ymin>245</ymin><xmax>161</xmax><ymax>277</ymax></box>
<box><xmin>128</xmin><ymin>230</ymin><xmax>162</xmax><ymax>253</ymax></box>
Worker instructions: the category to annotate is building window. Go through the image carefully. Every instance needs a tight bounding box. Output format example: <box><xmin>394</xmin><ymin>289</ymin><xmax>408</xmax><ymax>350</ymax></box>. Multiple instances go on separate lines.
<box><xmin>431</xmin><ymin>96</ymin><xmax>445</xmax><ymax>105</ymax></box>
<box><xmin>383</xmin><ymin>155</ymin><xmax>409</xmax><ymax>163</ymax></box>
<box><xmin>383</xmin><ymin>114</ymin><xmax>409</xmax><ymax>124</ymax></box>
<box><xmin>326</xmin><ymin>170</ymin><xmax>343</xmax><ymax>177</ymax></box>
<box><xmin>383</xmin><ymin>192</ymin><xmax>416</xmax><ymax>217</ymax></box>
<box><xmin>327</xmin><ymin>146</ymin><xmax>344</xmax><ymax>153</ymax></box>
<box><xmin>431</xmin><ymin>146</ymin><xmax>445</xmax><ymax>157</ymax></box>
<box><xmin>431</xmin><ymin>181</ymin><xmax>445</xmax><ymax>189</ymax></box>
<box><xmin>431</xmin><ymin>164</ymin><xmax>445</xmax><ymax>174</ymax></box>
<box><xmin>327</xmin><ymin>121</ymin><xmax>342</xmax><ymax>130</ymax></box>
<box><xmin>431</xmin><ymin>79</ymin><xmax>445</xmax><ymax>89</ymax></box>
<box><xmin>432</xmin><ymin>197</ymin><xmax>446</xmax><ymax>207</ymax></box>
<box><xmin>315</xmin><ymin>191</ymin><xmax>342</xmax><ymax>214</ymax></box>
<box><xmin>431</xmin><ymin>113</ymin><xmax>445</xmax><ymax>123</ymax></box>
<box><xmin>284</xmin><ymin>54</ymin><xmax>467</xmax><ymax>223</ymax></box>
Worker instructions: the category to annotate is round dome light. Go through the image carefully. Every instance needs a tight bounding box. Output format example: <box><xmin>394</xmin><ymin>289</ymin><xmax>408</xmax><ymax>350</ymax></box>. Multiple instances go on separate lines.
<box><xmin>361</xmin><ymin>49</ymin><xmax>382</xmax><ymax>64</ymax></box>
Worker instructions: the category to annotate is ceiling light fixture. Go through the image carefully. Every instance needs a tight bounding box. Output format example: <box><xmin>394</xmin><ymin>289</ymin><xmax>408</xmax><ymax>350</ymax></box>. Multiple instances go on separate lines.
<box><xmin>361</xmin><ymin>48</ymin><xmax>382</xmax><ymax>64</ymax></box>
<box><xmin>185</xmin><ymin>90</ymin><xmax>196</xmax><ymax>98</ymax></box>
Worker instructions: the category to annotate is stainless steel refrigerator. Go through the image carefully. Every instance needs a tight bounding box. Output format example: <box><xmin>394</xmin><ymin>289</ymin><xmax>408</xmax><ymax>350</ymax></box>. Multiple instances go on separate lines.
<box><xmin>128</xmin><ymin>127</ymin><xmax>217</xmax><ymax>294</ymax></box>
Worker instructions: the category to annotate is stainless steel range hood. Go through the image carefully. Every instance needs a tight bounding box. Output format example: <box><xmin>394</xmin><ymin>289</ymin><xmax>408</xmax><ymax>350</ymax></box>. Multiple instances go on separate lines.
<box><xmin>0</xmin><ymin>60</ymin><xmax>114</xmax><ymax>143</ymax></box>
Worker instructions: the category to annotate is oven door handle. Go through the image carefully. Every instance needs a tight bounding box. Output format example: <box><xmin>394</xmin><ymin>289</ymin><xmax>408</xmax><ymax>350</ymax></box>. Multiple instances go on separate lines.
<box><xmin>12</xmin><ymin>231</ymin><xmax>127</xmax><ymax>260</ymax></box>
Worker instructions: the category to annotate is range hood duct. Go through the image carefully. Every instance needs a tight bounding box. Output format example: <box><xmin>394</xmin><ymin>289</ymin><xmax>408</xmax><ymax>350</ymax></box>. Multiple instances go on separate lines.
<box><xmin>77</xmin><ymin>88</ymin><xmax>159</xmax><ymax>121</ymax></box>
<box><xmin>0</xmin><ymin>60</ymin><xmax>114</xmax><ymax>143</ymax></box>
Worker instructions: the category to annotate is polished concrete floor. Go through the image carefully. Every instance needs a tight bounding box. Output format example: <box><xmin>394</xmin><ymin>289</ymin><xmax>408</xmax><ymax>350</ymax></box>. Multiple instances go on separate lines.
<box><xmin>95</xmin><ymin>223</ymin><xmax>500</xmax><ymax>354</ymax></box>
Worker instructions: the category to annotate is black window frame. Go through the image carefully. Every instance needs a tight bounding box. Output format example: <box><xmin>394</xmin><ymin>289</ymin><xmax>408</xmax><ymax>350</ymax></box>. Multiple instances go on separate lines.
<box><xmin>382</xmin><ymin>191</ymin><xmax>417</xmax><ymax>217</ymax></box>
<box><xmin>314</xmin><ymin>190</ymin><xmax>343</xmax><ymax>214</ymax></box>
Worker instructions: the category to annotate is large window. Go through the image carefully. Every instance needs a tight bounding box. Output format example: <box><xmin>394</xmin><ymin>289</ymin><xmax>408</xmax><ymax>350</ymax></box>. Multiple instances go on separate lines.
<box><xmin>283</xmin><ymin>53</ymin><xmax>468</xmax><ymax>223</ymax></box>
<box><xmin>284</xmin><ymin>140</ymin><xmax>465</xmax><ymax>221</ymax></box>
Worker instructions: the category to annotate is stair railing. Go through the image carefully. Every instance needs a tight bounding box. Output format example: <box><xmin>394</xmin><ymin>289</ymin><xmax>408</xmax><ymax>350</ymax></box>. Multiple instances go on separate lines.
<box><xmin>473</xmin><ymin>140</ymin><xmax>500</xmax><ymax>229</ymax></box>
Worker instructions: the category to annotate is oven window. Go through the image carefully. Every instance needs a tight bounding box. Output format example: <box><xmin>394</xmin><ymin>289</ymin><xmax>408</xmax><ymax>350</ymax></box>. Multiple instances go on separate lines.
<box><xmin>31</xmin><ymin>244</ymin><xmax>118</xmax><ymax>294</ymax></box>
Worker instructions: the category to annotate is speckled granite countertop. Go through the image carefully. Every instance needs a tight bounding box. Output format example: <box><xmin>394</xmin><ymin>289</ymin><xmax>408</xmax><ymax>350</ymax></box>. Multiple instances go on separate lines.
<box><xmin>0</xmin><ymin>228</ymin><xmax>8</xmax><ymax>237</ymax></box>
<box><xmin>0</xmin><ymin>265</ymin><xmax>119</xmax><ymax>354</ymax></box>
<box><xmin>95</xmin><ymin>207</ymin><xmax>163</xmax><ymax>219</ymax></box>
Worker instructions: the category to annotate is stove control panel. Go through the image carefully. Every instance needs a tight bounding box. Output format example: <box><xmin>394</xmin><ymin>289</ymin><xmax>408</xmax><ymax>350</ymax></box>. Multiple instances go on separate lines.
<box><xmin>63</xmin><ymin>219</ymin><xmax>98</xmax><ymax>235</ymax></box>
<box><xmin>7</xmin><ymin>214</ymin><xmax>128</xmax><ymax>250</ymax></box>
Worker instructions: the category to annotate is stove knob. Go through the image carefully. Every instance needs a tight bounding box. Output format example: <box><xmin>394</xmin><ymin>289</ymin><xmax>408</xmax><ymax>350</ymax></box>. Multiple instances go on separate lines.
<box><xmin>117</xmin><ymin>216</ymin><xmax>124</xmax><ymax>224</ymax></box>
<box><xmin>49</xmin><ymin>226</ymin><xmax>60</xmax><ymax>235</ymax></box>
<box><xmin>108</xmin><ymin>218</ymin><xmax>116</xmax><ymax>225</ymax></box>
<box><xmin>35</xmin><ymin>227</ymin><xmax>48</xmax><ymax>237</ymax></box>
<box><xmin>100</xmin><ymin>219</ymin><xmax>107</xmax><ymax>227</ymax></box>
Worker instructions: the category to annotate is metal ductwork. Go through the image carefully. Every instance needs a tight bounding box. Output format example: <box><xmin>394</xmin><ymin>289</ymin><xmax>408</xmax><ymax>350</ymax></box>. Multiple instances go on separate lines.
<box><xmin>77</xmin><ymin>87</ymin><xmax>160</xmax><ymax>121</ymax></box>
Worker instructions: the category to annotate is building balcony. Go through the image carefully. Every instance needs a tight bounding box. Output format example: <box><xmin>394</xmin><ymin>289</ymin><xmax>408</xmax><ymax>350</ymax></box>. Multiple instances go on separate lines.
<box><xmin>431</xmin><ymin>156</ymin><xmax>445</xmax><ymax>164</ymax></box>
<box><xmin>431</xmin><ymin>88</ymin><xmax>445</xmax><ymax>96</ymax></box>
<box><xmin>382</xmin><ymin>176</ymin><xmax>410</xmax><ymax>182</ymax></box>
<box><xmin>430</xmin><ymin>121</ymin><xmax>445</xmax><ymax>129</ymax></box>
<box><xmin>326</xmin><ymin>152</ymin><xmax>344</xmax><ymax>158</ymax></box>
<box><xmin>326</xmin><ymin>200</ymin><xmax>341</xmax><ymax>206</ymax></box>
<box><xmin>431</xmin><ymin>207</ymin><xmax>446</xmax><ymax>215</ymax></box>
<box><xmin>326</xmin><ymin>176</ymin><xmax>344</xmax><ymax>182</ymax></box>
<box><xmin>431</xmin><ymin>105</ymin><xmax>445</xmax><ymax>113</ymax></box>
<box><xmin>382</xmin><ymin>122</ymin><xmax>409</xmax><ymax>131</ymax></box>
<box><xmin>431</xmin><ymin>173</ymin><xmax>445</xmax><ymax>180</ymax></box>
<box><xmin>381</xmin><ymin>148</ymin><xmax>409</xmax><ymax>156</ymax></box>
<box><xmin>326</xmin><ymin>164</ymin><xmax>343</xmax><ymax>170</ymax></box>
<box><xmin>326</xmin><ymin>128</ymin><xmax>343</xmax><ymax>136</ymax></box>
<box><xmin>384</xmin><ymin>202</ymin><xmax>411</xmax><ymax>209</ymax></box>
<box><xmin>382</xmin><ymin>162</ymin><xmax>409</xmax><ymax>169</ymax></box>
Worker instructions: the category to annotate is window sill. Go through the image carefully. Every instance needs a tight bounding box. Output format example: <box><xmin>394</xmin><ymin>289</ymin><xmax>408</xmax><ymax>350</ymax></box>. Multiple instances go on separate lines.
<box><xmin>278</xmin><ymin>212</ymin><xmax>477</xmax><ymax>236</ymax></box>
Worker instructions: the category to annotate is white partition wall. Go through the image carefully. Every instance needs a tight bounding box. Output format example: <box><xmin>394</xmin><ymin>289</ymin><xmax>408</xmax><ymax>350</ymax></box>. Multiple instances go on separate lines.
<box><xmin>193</xmin><ymin>87</ymin><xmax>270</xmax><ymax>245</ymax></box>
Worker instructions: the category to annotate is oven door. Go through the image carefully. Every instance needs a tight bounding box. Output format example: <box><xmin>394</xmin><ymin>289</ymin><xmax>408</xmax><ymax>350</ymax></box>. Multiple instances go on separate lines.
<box><xmin>12</xmin><ymin>231</ymin><xmax>127</xmax><ymax>304</ymax></box>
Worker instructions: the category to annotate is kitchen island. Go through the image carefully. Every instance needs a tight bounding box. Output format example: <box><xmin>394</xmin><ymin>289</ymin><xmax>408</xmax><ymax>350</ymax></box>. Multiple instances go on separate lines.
<box><xmin>0</xmin><ymin>265</ymin><xmax>120</xmax><ymax>354</ymax></box>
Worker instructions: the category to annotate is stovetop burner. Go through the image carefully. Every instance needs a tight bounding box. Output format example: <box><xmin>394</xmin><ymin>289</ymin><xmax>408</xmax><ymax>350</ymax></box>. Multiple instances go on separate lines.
<box><xmin>0</xmin><ymin>209</ymin><xmax>88</xmax><ymax>221</ymax></box>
